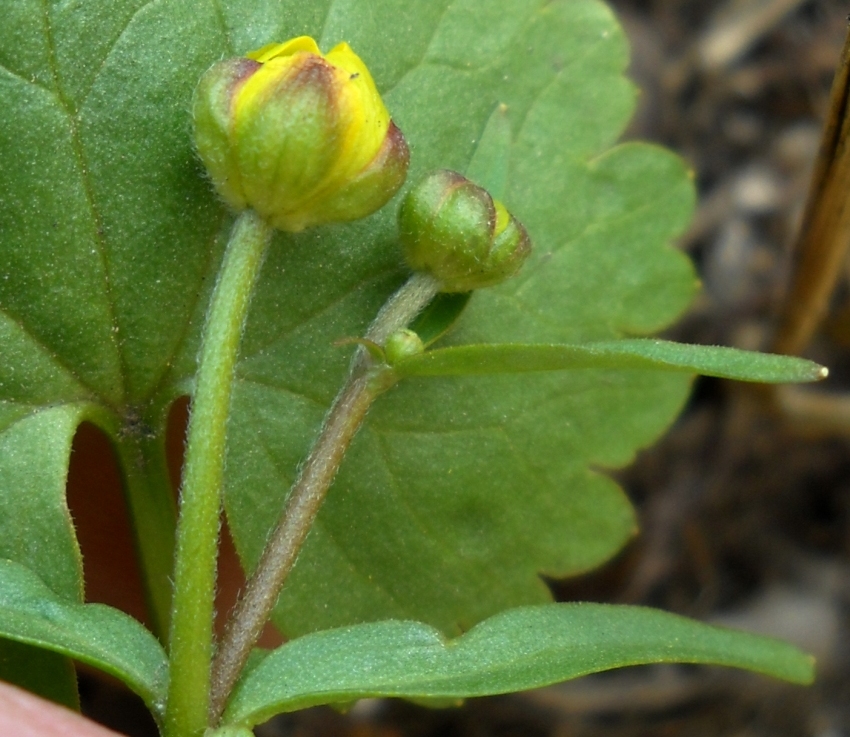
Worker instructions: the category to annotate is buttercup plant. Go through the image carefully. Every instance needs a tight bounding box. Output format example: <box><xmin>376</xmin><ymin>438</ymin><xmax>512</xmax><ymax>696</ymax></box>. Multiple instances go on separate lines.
<box><xmin>0</xmin><ymin>6</ymin><xmax>829</xmax><ymax>737</ymax></box>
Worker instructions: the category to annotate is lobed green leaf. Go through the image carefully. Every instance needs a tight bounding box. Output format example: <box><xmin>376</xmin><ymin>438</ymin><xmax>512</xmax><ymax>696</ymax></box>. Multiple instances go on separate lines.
<box><xmin>224</xmin><ymin>0</ymin><xmax>701</xmax><ymax>638</ymax></box>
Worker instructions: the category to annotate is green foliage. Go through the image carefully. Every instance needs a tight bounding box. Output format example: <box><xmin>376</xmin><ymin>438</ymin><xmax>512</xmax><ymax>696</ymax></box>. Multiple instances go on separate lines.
<box><xmin>0</xmin><ymin>403</ymin><xmax>101</xmax><ymax>702</ymax></box>
<box><xmin>0</xmin><ymin>559</ymin><xmax>167</xmax><ymax>718</ymax></box>
<box><xmin>0</xmin><ymin>0</ymin><xmax>820</xmax><ymax>727</ymax></box>
<box><xmin>224</xmin><ymin>604</ymin><xmax>814</xmax><ymax>727</ymax></box>
<box><xmin>395</xmin><ymin>340</ymin><xmax>826</xmax><ymax>383</ymax></box>
<box><xmin>224</xmin><ymin>0</ymin><xmax>700</xmax><ymax>638</ymax></box>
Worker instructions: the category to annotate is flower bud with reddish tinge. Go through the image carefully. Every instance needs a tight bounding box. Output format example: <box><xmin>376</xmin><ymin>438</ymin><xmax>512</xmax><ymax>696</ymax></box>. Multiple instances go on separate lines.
<box><xmin>193</xmin><ymin>36</ymin><xmax>409</xmax><ymax>232</ymax></box>
<box><xmin>399</xmin><ymin>170</ymin><xmax>531</xmax><ymax>292</ymax></box>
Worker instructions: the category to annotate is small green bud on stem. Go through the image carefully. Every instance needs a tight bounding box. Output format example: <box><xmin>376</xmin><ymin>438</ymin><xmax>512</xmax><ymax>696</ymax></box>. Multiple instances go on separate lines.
<box><xmin>399</xmin><ymin>170</ymin><xmax>531</xmax><ymax>292</ymax></box>
<box><xmin>384</xmin><ymin>328</ymin><xmax>425</xmax><ymax>364</ymax></box>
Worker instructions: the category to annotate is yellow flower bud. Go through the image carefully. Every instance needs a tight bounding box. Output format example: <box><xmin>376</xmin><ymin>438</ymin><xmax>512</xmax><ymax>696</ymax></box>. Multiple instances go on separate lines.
<box><xmin>193</xmin><ymin>36</ymin><xmax>409</xmax><ymax>232</ymax></box>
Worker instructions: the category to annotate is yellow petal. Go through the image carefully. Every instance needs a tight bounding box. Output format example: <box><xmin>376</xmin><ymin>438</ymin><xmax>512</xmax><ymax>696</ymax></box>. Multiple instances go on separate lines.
<box><xmin>246</xmin><ymin>36</ymin><xmax>320</xmax><ymax>63</ymax></box>
<box><xmin>232</xmin><ymin>52</ymin><xmax>301</xmax><ymax>124</ymax></box>
<box><xmin>493</xmin><ymin>199</ymin><xmax>510</xmax><ymax>236</ymax></box>
<box><xmin>203</xmin><ymin>35</ymin><xmax>407</xmax><ymax>230</ymax></box>
<box><xmin>318</xmin><ymin>42</ymin><xmax>391</xmax><ymax>189</ymax></box>
<box><xmin>325</xmin><ymin>42</ymin><xmax>388</xmax><ymax>134</ymax></box>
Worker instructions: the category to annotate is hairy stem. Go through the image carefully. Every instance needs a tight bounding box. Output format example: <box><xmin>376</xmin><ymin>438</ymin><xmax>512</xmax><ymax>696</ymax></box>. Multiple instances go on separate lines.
<box><xmin>209</xmin><ymin>271</ymin><xmax>441</xmax><ymax>722</ymax></box>
<box><xmin>164</xmin><ymin>211</ymin><xmax>272</xmax><ymax>737</ymax></box>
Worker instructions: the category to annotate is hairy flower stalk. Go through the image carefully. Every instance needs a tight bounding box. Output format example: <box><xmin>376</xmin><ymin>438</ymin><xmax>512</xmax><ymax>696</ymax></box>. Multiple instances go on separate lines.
<box><xmin>210</xmin><ymin>272</ymin><xmax>441</xmax><ymax>722</ymax></box>
<box><xmin>165</xmin><ymin>210</ymin><xmax>273</xmax><ymax>737</ymax></box>
<box><xmin>210</xmin><ymin>171</ymin><xmax>532</xmax><ymax>722</ymax></box>
<box><xmin>169</xmin><ymin>36</ymin><xmax>410</xmax><ymax>737</ymax></box>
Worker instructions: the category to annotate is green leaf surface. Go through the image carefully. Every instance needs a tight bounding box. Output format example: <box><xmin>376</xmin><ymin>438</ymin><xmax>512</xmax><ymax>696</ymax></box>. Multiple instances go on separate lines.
<box><xmin>223</xmin><ymin>603</ymin><xmax>814</xmax><ymax>727</ymax></box>
<box><xmin>0</xmin><ymin>0</ymin><xmax>805</xmax><ymax>650</ymax></box>
<box><xmin>0</xmin><ymin>402</ymin><xmax>98</xmax><ymax>704</ymax></box>
<box><xmin>224</xmin><ymin>0</ymin><xmax>700</xmax><ymax>637</ymax></box>
<box><xmin>0</xmin><ymin>404</ymin><xmax>88</xmax><ymax>600</ymax></box>
<box><xmin>0</xmin><ymin>559</ymin><xmax>168</xmax><ymax>718</ymax></box>
<box><xmin>395</xmin><ymin>340</ymin><xmax>827</xmax><ymax>383</ymax></box>
<box><xmin>408</xmin><ymin>292</ymin><xmax>472</xmax><ymax>346</ymax></box>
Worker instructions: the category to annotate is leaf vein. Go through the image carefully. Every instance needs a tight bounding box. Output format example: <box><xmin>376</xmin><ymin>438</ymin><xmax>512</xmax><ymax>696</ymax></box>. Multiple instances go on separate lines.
<box><xmin>0</xmin><ymin>62</ymin><xmax>54</xmax><ymax>95</ymax></box>
<box><xmin>361</xmin><ymin>0</ymin><xmax>453</xmax><ymax>98</ymax></box>
<box><xmin>241</xmin><ymin>265</ymin><xmax>402</xmax><ymax>362</ymax></box>
<box><xmin>74</xmin><ymin>0</ymin><xmax>159</xmax><ymax>110</ymax></box>
<box><xmin>382</xmin><ymin>0</ymin><xmax>544</xmax><ymax>98</ymax></box>
<box><xmin>371</xmin><ymin>428</ymin><xmax>463</xmax><ymax>564</ymax></box>
<box><xmin>141</xmin><ymin>210</ymin><xmax>230</xmax><ymax>407</ymax></box>
<box><xmin>371</xmin><ymin>423</ymin><xmax>505</xmax><ymax>437</ymax></box>
<box><xmin>0</xmin><ymin>307</ymin><xmax>102</xmax><ymax>403</ymax></box>
<box><xmin>236</xmin><ymin>376</ymin><xmax>328</xmax><ymax>409</ymax></box>
<box><xmin>312</xmin><ymin>516</ymin><xmax>416</xmax><ymax>616</ymax></box>
<box><xmin>41</xmin><ymin>0</ymin><xmax>127</xmax><ymax>405</ymax></box>
<box><xmin>513</xmin><ymin>35</ymin><xmax>608</xmax><ymax>144</ymax></box>
<box><xmin>211</xmin><ymin>0</ymin><xmax>235</xmax><ymax>55</ymax></box>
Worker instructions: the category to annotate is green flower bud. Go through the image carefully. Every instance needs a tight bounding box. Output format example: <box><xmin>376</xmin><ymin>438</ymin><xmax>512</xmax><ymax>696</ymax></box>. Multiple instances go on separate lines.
<box><xmin>384</xmin><ymin>328</ymin><xmax>425</xmax><ymax>364</ymax></box>
<box><xmin>192</xmin><ymin>36</ymin><xmax>410</xmax><ymax>232</ymax></box>
<box><xmin>398</xmin><ymin>170</ymin><xmax>531</xmax><ymax>292</ymax></box>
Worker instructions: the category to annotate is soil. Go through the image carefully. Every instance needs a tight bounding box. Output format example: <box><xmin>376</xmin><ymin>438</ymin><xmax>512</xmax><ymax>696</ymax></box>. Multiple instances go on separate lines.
<box><xmin>74</xmin><ymin>1</ymin><xmax>850</xmax><ymax>735</ymax></box>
